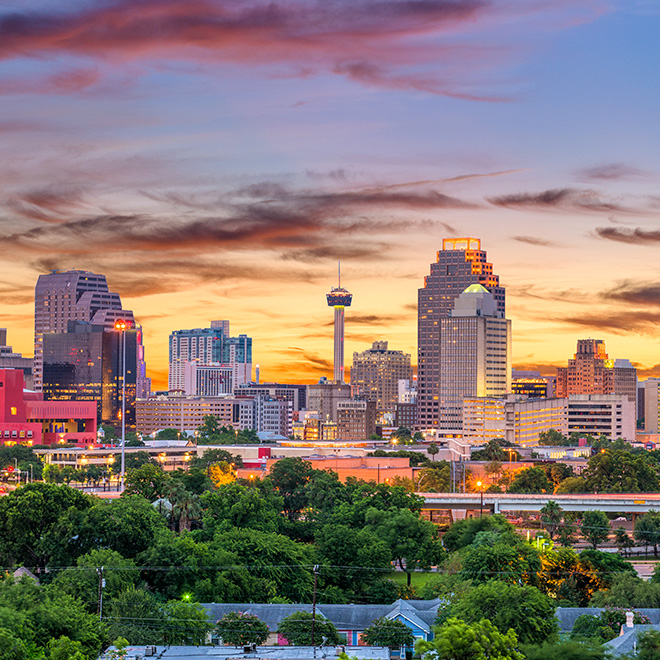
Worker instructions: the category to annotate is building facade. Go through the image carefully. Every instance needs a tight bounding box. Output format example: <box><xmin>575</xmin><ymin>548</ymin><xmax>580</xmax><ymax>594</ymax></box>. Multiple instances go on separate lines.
<box><xmin>462</xmin><ymin>395</ymin><xmax>569</xmax><ymax>446</ymax></box>
<box><xmin>337</xmin><ymin>400</ymin><xmax>377</xmax><ymax>441</ymax></box>
<box><xmin>0</xmin><ymin>329</ymin><xmax>33</xmax><ymax>390</ymax></box>
<box><xmin>567</xmin><ymin>394</ymin><xmax>635</xmax><ymax>442</ymax></box>
<box><xmin>42</xmin><ymin>321</ymin><xmax>140</xmax><ymax>430</ymax></box>
<box><xmin>234</xmin><ymin>383</ymin><xmax>307</xmax><ymax>411</ymax></box>
<box><xmin>306</xmin><ymin>380</ymin><xmax>352</xmax><ymax>422</ymax></box>
<box><xmin>438</xmin><ymin>284</ymin><xmax>511</xmax><ymax>431</ymax></box>
<box><xmin>136</xmin><ymin>395</ymin><xmax>255</xmax><ymax>434</ymax></box>
<box><xmin>34</xmin><ymin>269</ymin><xmax>147</xmax><ymax>395</ymax></box>
<box><xmin>168</xmin><ymin>321</ymin><xmax>252</xmax><ymax>392</ymax></box>
<box><xmin>640</xmin><ymin>379</ymin><xmax>660</xmax><ymax>433</ymax></box>
<box><xmin>418</xmin><ymin>238</ymin><xmax>505</xmax><ymax>430</ymax></box>
<box><xmin>0</xmin><ymin>369</ymin><xmax>97</xmax><ymax>446</ymax></box>
<box><xmin>556</xmin><ymin>340</ymin><xmax>637</xmax><ymax>410</ymax></box>
<box><xmin>350</xmin><ymin>341</ymin><xmax>413</xmax><ymax>415</ymax></box>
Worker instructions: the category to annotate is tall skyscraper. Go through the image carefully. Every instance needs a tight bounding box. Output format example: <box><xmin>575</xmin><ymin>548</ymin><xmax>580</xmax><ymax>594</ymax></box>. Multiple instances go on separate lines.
<box><xmin>168</xmin><ymin>321</ymin><xmax>252</xmax><ymax>393</ymax></box>
<box><xmin>418</xmin><ymin>238</ymin><xmax>505</xmax><ymax>429</ymax></box>
<box><xmin>351</xmin><ymin>341</ymin><xmax>413</xmax><ymax>415</ymax></box>
<box><xmin>326</xmin><ymin>265</ymin><xmax>352</xmax><ymax>383</ymax></box>
<box><xmin>556</xmin><ymin>339</ymin><xmax>637</xmax><ymax>407</ymax></box>
<box><xmin>439</xmin><ymin>284</ymin><xmax>511</xmax><ymax>430</ymax></box>
<box><xmin>42</xmin><ymin>321</ymin><xmax>139</xmax><ymax>430</ymax></box>
<box><xmin>34</xmin><ymin>270</ymin><xmax>147</xmax><ymax>394</ymax></box>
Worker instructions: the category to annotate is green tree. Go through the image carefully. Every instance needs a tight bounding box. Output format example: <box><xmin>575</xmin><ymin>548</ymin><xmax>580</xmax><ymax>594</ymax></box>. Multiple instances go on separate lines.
<box><xmin>48</xmin><ymin>495</ymin><xmax>168</xmax><ymax>563</ymax></box>
<box><xmin>201</xmin><ymin>482</ymin><xmax>283</xmax><ymax>534</ymax></box>
<box><xmin>614</xmin><ymin>526</ymin><xmax>634</xmax><ymax>557</ymax></box>
<box><xmin>47</xmin><ymin>636</ymin><xmax>87</xmax><ymax>660</ymax></box>
<box><xmin>0</xmin><ymin>628</ymin><xmax>28</xmax><ymax>660</ymax></box>
<box><xmin>557</xmin><ymin>518</ymin><xmax>578</xmax><ymax>547</ymax></box>
<box><xmin>442</xmin><ymin>514</ymin><xmax>515</xmax><ymax>552</ymax></box>
<box><xmin>315</xmin><ymin>524</ymin><xmax>391</xmax><ymax>596</ymax></box>
<box><xmin>105</xmin><ymin>587</ymin><xmax>165</xmax><ymax>645</ymax></box>
<box><xmin>460</xmin><ymin>542</ymin><xmax>541</xmax><ymax>586</ymax></box>
<box><xmin>634</xmin><ymin>510</ymin><xmax>660</xmax><ymax>556</ymax></box>
<box><xmin>362</xmin><ymin>618</ymin><xmax>415</xmax><ymax>649</ymax></box>
<box><xmin>546</xmin><ymin>464</ymin><xmax>574</xmax><ymax>488</ymax></box>
<box><xmin>416</xmin><ymin>618</ymin><xmax>523</xmax><ymax>660</ymax></box>
<box><xmin>417</xmin><ymin>463</ymin><xmax>451</xmax><ymax>492</ymax></box>
<box><xmin>580</xmin><ymin>510</ymin><xmax>610</xmax><ymax>549</ymax></box>
<box><xmin>269</xmin><ymin>457</ymin><xmax>313</xmax><ymax>520</ymax></box>
<box><xmin>124</xmin><ymin>451</ymin><xmax>157</xmax><ymax>471</ymax></box>
<box><xmin>523</xmin><ymin>639</ymin><xmax>611</xmax><ymax>660</ymax></box>
<box><xmin>277</xmin><ymin>611</ymin><xmax>340</xmax><ymax>646</ymax></box>
<box><xmin>427</xmin><ymin>442</ymin><xmax>439</xmax><ymax>461</ymax></box>
<box><xmin>556</xmin><ymin>477</ymin><xmax>588</xmax><ymax>494</ymax></box>
<box><xmin>583</xmin><ymin>449</ymin><xmax>659</xmax><ymax>493</ymax></box>
<box><xmin>216</xmin><ymin>611</ymin><xmax>269</xmax><ymax>646</ymax></box>
<box><xmin>167</xmin><ymin>482</ymin><xmax>201</xmax><ymax>532</ymax></box>
<box><xmin>190</xmin><ymin>449</ymin><xmax>243</xmax><ymax>470</ymax></box>
<box><xmin>212</xmin><ymin>528</ymin><xmax>314</xmax><ymax>602</ymax></box>
<box><xmin>0</xmin><ymin>483</ymin><xmax>92</xmax><ymax>568</ymax></box>
<box><xmin>123</xmin><ymin>463</ymin><xmax>169</xmax><ymax>501</ymax></box>
<box><xmin>571</xmin><ymin>609</ymin><xmax>650</xmax><ymax>642</ymax></box>
<box><xmin>540</xmin><ymin>500</ymin><xmax>563</xmax><ymax>539</ymax></box>
<box><xmin>365</xmin><ymin>507</ymin><xmax>438</xmax><ymax>587</ymax></box>
<box><xmin>50</xmin><ymin>549</ymin><xmax>137</xmax><ymax>614</ymax></box>
<box><xmin>590</xmin><ymin>572</ymin><xmax>660</xmax><ymax>608</ymax></box>
<box><xmin>538</xmin><ymin>546</ymin><xmax>605</xmax><ymax>607</ymax></box>
<box><xmin>451</xmin><ymin>581</ymin><xmax>558</xmax><ymax>645</ymax></box>
<box><xmin>508</xmin><ymin>467</ymin><xmax>551</xmax><ymax>494</ymax></box>
<box><xmin>638</xmin><ymin>629</ymin><xmax>660</xmax><ymax>660</ymax></box>
<box><xmin>538</xmin><ymin>429</ymin><xmax>569</xmax><ymax>446</ymax></box>
<box><xmin>163</xmin><ymin>600</ymin><xmax>213</xmax><ymax>646</ymax></box>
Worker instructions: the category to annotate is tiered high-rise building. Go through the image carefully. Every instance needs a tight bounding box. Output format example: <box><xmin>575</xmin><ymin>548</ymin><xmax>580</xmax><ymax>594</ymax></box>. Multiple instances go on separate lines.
<box><xmin>34</xmin><ymin>270</ymin><xmax>146</xmax><ymax>390</ymax></box>
<box><xmin>350</xmin><ymin>341</ymin><xmax>413</xmax><ymax>415</ymax></box>
<box><xmin>168</xmin><ymin>321</ymin><xmax>252</xmax><ymax>394</ymax></box>
<box><xmin>418</xmin><ymin>238</ymin><xmax>505</xmax><ymax>429</ymax></box>
<box><xmin>556</xmin><ymin>339</ymin><xmax>637</xmax><ymax>406</ymax></box>
<box><xmin>439</xmin><ymin>284</ymin><xmax>511</xmax><ymax>430</ymax></box>
<box><xmin>34</xmin><ymin>270</ymin><xmax>148</xmax><ymax>429</ymax></box>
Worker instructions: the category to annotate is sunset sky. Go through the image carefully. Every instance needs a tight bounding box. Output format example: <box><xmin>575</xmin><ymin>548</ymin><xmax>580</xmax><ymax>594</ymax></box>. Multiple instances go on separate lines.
<box><xmin>0</xmin><ymin>0</ymin><xmax>659</xmax><ymax>390</ymax></box>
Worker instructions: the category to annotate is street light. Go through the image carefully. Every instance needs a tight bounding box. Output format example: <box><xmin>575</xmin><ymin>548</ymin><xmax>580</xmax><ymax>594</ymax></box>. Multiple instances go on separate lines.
<box><xmin>476</xmin><ymin>480</ymin><xmax>484</xmax><ymax>518</ymax></box>
<box><xmin>114</xmin><ymin>319</ymin><xmax>129</xmax><ymax>491</ymax></box>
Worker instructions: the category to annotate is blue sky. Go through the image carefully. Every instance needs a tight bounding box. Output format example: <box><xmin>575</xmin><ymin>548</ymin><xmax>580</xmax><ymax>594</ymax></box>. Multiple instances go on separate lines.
<box><xmin>0</xmin><ymin>0</ymin><xmax>658</xmax><ymax>386</ymax></box>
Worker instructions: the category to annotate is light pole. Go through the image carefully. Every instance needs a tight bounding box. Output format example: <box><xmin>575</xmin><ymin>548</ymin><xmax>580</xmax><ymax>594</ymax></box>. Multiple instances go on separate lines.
<box><xmin>476</xmin><ymin>480</ymin><xmax>484</xmax><ymax>518</ymax></box>
<box><xmin>114</xmin><ymin>319</ymin><xmax>128</xmax><ymax>490</ymax></box>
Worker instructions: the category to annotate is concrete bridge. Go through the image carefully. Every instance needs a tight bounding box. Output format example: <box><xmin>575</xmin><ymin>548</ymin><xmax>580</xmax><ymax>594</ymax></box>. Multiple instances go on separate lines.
<box><xmin>420</xmin><ymin>492</ymin><xmax>660</xmax><ymax>516</ymax></box>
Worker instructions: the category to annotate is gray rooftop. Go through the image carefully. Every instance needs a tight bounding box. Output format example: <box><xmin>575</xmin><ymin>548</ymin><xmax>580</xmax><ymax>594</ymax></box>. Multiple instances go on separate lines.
<box><xmin>204</xmin><ymin>600</ymin><xmax>441</xmax><ymax>634</ymax></box>
<box><xmin>556</xmin><ymin>607</ymin><xmax>660</xmax><ymax>633</ymax></box>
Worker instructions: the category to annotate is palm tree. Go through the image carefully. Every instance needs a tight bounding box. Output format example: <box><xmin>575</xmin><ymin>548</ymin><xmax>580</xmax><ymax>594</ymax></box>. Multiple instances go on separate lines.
<box><xmin>167</xmin><ymin>482</ymin><xmax>202</xmax><ymax>532</ymax></box>
<box><xmin>540</xmin><ymin>500</ymin><xmax>563</xmax><ymax>540</ymax></box>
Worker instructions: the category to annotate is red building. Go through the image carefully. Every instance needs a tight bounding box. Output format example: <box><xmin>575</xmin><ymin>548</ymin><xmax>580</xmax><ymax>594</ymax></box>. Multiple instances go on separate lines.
<box><xmin>0</xmin><ymin>369</ymin><xmax>97</xmax><ymax>446</ymax></box>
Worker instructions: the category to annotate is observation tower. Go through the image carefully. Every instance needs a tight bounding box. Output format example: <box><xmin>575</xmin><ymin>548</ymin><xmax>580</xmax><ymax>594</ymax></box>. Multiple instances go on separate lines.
<box><xmin>326</xmin><ymin>263</ymin><xmax>352</xmax><ymax>383</ymax></box>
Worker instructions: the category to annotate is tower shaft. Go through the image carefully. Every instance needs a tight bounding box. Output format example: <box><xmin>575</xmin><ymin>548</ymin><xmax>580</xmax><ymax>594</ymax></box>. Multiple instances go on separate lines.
<box><xmin>333</xmin><ymin>306</ymin><xmax>345</xmax><ymax>383</ymax></box>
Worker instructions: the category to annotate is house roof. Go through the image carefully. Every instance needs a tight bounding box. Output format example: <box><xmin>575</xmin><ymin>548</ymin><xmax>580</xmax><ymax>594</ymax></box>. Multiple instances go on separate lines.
<box><xmin>556</xmin><ymin>607</ymin><xmax>660</xmax><ymax>633</ymax></box>
<box><xmin>204</xmin><ymin>600</ymin><xmax>441</xmax><ymax>633</ymax></box>
<box><xmin>603</xmin><ymin>624</ymin><xmax>660</xmax><ymax>656</ymax></box>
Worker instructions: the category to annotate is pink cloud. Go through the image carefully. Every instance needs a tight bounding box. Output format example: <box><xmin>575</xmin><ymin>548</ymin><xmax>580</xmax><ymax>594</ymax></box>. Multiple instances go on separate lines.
<box><xmin>0</xmin><ymin>0</ymin><xmax>601</xmax><ymax>99</ymax></box>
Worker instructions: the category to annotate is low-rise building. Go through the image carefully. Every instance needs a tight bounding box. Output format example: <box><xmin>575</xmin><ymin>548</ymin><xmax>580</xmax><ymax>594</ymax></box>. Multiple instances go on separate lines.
<box><xmin>337</xmin><ymin>400</ymin><xmax>377</xmax><ymax>441</ymax></box>
<box><xmin>568</xmin><ymin>394</ymin><xmax>635</xmax><ymax>441</ymax></box>
<box><xmin>462</xmin><ymin>395</ymin><xmax>568</xmax><ymax>446</ymax></box>
<box><xmin>0</xmin><ymin>368</ymin><xmax>96</xmax><ymax>446</ymax></box>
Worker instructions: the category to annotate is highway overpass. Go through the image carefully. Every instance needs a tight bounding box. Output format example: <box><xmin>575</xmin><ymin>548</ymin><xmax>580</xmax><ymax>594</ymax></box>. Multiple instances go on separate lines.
<box><xmin>420</xmin><ymin>492</ymin><xmax>660</xmax><ymax>516</ymax></box>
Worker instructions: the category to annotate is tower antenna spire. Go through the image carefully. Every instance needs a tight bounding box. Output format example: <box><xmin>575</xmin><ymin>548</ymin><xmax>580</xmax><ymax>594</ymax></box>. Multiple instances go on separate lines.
<box><xmin>338</xmin><ymin>261</ymin><xmax>341</xmax><ymax>288</ymax></box>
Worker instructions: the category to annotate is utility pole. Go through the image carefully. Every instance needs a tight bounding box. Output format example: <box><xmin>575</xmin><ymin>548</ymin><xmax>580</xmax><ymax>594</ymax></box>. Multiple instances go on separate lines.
<box><xmin>311</xmin><ymin>565</ymin><xmax>319</xmax><ymax>655</ymax></box>
<box><xmin>97</xmin><ymin>566</ymin><xmax>105</xmax><ymax>620</ymax></box>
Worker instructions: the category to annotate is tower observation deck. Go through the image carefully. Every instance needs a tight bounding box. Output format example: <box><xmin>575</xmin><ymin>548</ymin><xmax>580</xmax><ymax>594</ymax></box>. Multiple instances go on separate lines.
<box><xmin>326</xmin><ymin>264</ymin><xmax>352</xmax><ymax>383</ymax></box>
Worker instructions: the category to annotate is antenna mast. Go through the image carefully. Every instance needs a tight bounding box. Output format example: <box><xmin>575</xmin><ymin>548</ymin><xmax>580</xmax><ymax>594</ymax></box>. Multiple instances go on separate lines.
<box><xmin>338</xmin><ymin>261</ymin><xmax>341</xmax><ymax>288</ymax></box>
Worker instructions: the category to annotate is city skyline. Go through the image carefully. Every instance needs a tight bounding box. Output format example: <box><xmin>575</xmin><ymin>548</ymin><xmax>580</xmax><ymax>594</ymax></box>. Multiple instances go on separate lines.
<box><xmin>0</xmin><ymin>1</ymin><xmax>659</xmax><ymax>389</ymax></box>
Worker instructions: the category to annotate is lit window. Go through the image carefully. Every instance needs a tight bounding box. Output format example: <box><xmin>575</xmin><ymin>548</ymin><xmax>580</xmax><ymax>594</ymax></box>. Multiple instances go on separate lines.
<box><xmin>10</xmin><ymin>407</ymin><xmax>17</xmax><ymax>415</ymax></box>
